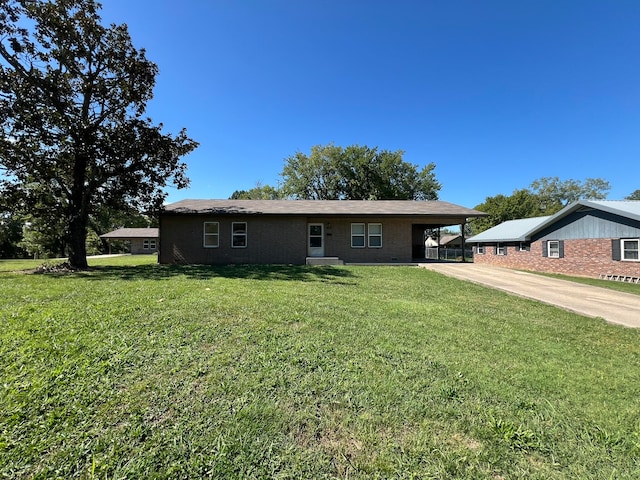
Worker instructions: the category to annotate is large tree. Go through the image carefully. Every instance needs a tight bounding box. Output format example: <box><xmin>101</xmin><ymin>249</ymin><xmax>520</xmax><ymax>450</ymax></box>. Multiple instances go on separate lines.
<box><xmin>471</xmin><ymin>176</ymin><xmax>611</xmax><ymax>234</ymax></box>
<box><xmin>280</xmin><ymin>143</ymin><xmax>441</xmax><ymax>200</ymax></box>
<box><xmin>529</xmin><ymin>176</ymin><xmax>610</xmax><ymax>210</ymax></box>
<box><xmin>0</xmin><ymin>0</ymin><xmax>198</xmax><ymax>268</ymax></box>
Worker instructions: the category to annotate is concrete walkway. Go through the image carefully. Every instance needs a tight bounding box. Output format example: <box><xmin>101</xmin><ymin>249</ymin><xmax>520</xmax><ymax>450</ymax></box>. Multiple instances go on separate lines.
<box><xmin>419</xmin><ymin>263</ymin><xmax>640</xmax><ymax>328</ymax></box>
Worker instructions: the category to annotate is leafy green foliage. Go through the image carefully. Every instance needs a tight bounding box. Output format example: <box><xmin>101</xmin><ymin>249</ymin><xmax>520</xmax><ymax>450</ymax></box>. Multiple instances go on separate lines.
<box><xmin>280</xmin><ymin>143</ymin><xmax>441</xmax><ymax>200</ymax></box>
<box><xmin>471</xmin><ymin>177</ymin><xmax>611</xmax><ymax>234</ymax></box>
<box><xmin>0</xmin><ymin>0</ymin><xmax>198</xmax><ymax>268</ymax></box>
<box><xmin>626</xmin><ymin>189</ymin><xmax>640</xmax><ymax>200</ymax></box>
<box><xmin>230</xmin><ymin>182</ymin><xmax>282</xmax><ymax>199</ymax></box>
<box><xmin>1</xmin><ymin>257</ymin><xmax>640</xmax><ymax>478</ymax></box>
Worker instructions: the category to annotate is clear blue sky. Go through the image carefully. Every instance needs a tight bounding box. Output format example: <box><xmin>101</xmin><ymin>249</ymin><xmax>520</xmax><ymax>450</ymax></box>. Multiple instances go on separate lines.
<box><xmin>100</xmin><ymin>0</ymin><xmax>640</xmax><ymax>208</ymax></box>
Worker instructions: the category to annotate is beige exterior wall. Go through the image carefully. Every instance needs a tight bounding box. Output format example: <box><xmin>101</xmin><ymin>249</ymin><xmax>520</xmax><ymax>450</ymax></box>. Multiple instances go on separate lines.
<box><xmin>473</xmin><ymin>238</ymin><xmax>640</xmax><ymax>278</ymax></box>
<box><xmin>159</xmin><ymin>214</ymin><xmax>436</xmax><ymax>264</ymax></box>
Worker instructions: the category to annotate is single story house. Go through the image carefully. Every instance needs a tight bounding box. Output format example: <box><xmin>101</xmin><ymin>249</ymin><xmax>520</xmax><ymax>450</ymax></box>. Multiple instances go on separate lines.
<box><xmin>466</xmin><ymin>200</ymin><xmax>640</xmax><ymax>279</ymax></box>
<box><xmin>100</xmin><ymin>227</ymin><xmax>159</xmax><ymax>254</ymax></box>
<box><xmin>158</xmin><ymin>199</ymin><xmax>486</xmax><ymax>265</ymax></box>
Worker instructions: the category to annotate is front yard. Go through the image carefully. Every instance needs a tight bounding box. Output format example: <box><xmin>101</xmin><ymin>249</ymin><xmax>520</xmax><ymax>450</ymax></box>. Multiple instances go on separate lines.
<box><xmin>1</xmin><ymin>256</ymin><xmax>639</xmax><ymax>478</ymax></box>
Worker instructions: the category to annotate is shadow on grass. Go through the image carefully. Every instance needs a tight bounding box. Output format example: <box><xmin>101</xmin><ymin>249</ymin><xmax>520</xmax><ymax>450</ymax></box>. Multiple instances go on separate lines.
<box><xmin>80</xmin><ymin>263</ymin><xmax>357</xmax><ymax>284</ymax></box>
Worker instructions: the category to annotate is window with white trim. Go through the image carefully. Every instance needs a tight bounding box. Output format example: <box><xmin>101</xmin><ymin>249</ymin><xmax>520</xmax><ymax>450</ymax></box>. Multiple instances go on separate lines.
<box><xmin>518</xmin><ymin>242</ymin><xmax>529</xmax><ymax>252</ymax></box>
<box><xmin>368</xmin><ymin>223</ymin><xmax>382</xmax><ymax>248</ymax></box>
<box><xmin>548</xmin><ymin>240</ymin><xmax>560</xmax><ymax>258</ymax></box>
<box><xmin>143</xmin><ymin>239</ymin><xmax>150</xmax><ymax>249</ymax></box>
<box><xmin>351</xmin><ymin>223</ymin><xmax>365</xmax><ymax>248</ymax></box>
<box><xmin>150</xmin><ymin>239</ymin><xmax>156</xmax><ymax>249</ymax></box>
<box><xmin>622</xmin><ymin>239</ymin><xmax>639</xmax><ymax>261</ymax></box>
<box><xmin>476</xmin><ymin>246</ymin><xmax>485</xmax><ymax>254</ymax></box>
<box><xmin>232</xmin><ymin>222</ymin><xmax>247</xmax><ymax>248</ymax></box>
<box><xmin>204</xmin><ymin>222</ymin><xmax>219</xmax><ymax>247</ymax></box>
<box><xmin>496</xmin><ymin>243</ymin><xmax>506</xmax><ymax>255</ymax></box>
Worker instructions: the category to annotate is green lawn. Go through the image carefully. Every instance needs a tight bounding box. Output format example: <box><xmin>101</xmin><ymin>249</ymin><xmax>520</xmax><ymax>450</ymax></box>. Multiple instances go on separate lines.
<box><xmin>1</xmin><ymin>257</ymin><xmax>639</xmax><ymax>479</ymax></box>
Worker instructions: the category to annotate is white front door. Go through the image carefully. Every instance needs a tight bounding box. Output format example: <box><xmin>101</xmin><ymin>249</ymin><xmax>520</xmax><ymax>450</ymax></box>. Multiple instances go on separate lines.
<box><xmin>308</xmin><ymin>223</ymin><xmax>324</xmax><ymax>257</ymax></box>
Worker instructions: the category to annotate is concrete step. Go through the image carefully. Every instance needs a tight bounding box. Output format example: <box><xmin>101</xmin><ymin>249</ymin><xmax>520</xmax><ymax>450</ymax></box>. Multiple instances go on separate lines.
<box><xmin>306</xmin><ymin>256</ymin><xmax>344</xmax><ymax>266</ymax></box>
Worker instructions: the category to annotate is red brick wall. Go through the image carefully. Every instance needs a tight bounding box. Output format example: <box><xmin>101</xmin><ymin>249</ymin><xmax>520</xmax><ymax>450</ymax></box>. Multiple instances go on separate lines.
<box><xmin>473</xmin><ymin>239</ymin><xmax>640</xmax><ymax>278</ymax></box>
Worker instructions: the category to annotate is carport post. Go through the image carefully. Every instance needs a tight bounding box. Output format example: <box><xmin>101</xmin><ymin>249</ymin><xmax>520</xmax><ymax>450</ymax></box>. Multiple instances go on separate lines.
<box><xmin>461</xmin><ymin>222</ymin><xmax>466</xmax><ymax>262</ymax></box>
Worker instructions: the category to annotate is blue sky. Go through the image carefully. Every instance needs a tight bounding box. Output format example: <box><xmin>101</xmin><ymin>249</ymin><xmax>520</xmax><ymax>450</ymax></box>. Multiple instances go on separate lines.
<box><xmin>100</xmin><ymin>0</ymin><xmax>640</xmax><ymax>208</ymax></box>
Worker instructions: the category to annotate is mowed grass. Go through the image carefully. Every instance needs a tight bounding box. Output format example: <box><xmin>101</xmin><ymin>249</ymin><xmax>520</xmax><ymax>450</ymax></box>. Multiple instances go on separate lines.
<box><xmin>1</xmin><ymin>257</ymin><xmax>639</xmax><ymax>479</ymax></box>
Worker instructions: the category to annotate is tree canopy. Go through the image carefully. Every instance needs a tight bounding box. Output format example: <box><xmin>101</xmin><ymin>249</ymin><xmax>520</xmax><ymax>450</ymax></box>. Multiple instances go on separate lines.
<box><xmin>626</xmin><ymin>189</ymin><xmax>640</xmax><ymax>200</ymax></box>
<box><xmin>280</xmin><ymin>143</ymin><xmax>441</xmax><ymax>200</ymax></box>
<box><xmin>0</xmin><ymin>0</ymin><xmax>198</xmax><ymax>268</ymax></box>
<box><xmin>471</xmin><ymin>177</ymin><xmax>611</xmax><ymax>234</ymax></box>
<box><xmin>230</xmin><ymin>182</ymin><xmax>282</xmax><ymax>200</ymax></box>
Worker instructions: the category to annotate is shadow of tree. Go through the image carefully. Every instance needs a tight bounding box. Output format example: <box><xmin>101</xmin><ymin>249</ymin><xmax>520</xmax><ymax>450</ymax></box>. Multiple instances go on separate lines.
<box><xmin>79</xmin><ymin>263</ymin><xmax>357</xmax><ymax>284</ymax></box>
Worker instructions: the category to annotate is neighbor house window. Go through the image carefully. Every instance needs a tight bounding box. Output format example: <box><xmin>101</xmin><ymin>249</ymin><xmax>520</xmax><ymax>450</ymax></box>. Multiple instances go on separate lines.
<box><xmin>150</xmin><ymin>239</ymin><xmax>156</xmax><ymax>249</ymax></box>
<box><xmin>496</xmin><ymin>243</ymin><xmax>506</xmax><ymax>255</ymax></box>
<box><xmin>476</xmin><ymin>246</ymin><xmax>485</xmax><ymax>254</ymax></box>
<box><xmin>143</xmin><ymin>239</ymin><xmax>150</xmax><ymax>249</ymax></box>
<box><xmin>368</xmin><ymin>223</ymin><xmax>382</xmax><ymax>248</ymax></box>
<box><xmin>548</xmin><ymin>240</ymin><xmax>560</xmax><ymax>258</ymax></box>
<box><xmin>519</xmin><ymin>242</ymin><xmax>529</xmax><ymax>252</ymax></box>
<box><xmin>351</xmin><ymin>223</ymin><xmax>365</xmax><ymax>248</ymax></box>
<box><xmin>143</xmin><ymin>239</ymin><xmax>156</xmax><ymax>250</ymax></box>
<box><xmin>203</xmin><ymin>222</ymin><xmax>219</xmax><ymax>247</ymax></box>
<box><xmin>622</xmin><ymin>239</ymin><xmax>639</xmax><ymax>261</ymax></box>
<box><xmin>232</xmin><ymin>222</ymin><xmax>247</xmax><ymax>248</ymax></box>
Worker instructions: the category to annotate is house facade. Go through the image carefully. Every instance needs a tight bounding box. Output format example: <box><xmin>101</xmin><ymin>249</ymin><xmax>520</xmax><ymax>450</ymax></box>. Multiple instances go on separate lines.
<box><xmin>158</xmin><ymin>199</ymin><xmax>486</xmax><ymax>265</ymax></box>
<box><xmin>100</xmin><ymin>228</ymin><xmax>159</xmax><ymax>254</ymax></box>
<box><xmin>467</xmin><ymin>200</ymin><xmax>640</xmax><ymax>279</ymax></box>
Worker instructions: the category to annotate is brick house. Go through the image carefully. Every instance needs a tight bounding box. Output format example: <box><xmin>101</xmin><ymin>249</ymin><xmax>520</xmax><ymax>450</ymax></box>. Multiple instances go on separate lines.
<box><xmin>100</xmin><ymin>228</ymin><xmax>159</xmax><ymax>254</ymax></box>
<box><xmin>158</xmin><ymin>199</ymin><xmax>486</xmax><ymax>265</ymax></box>
<box><xmin>466</xmin><ymin>200</ymin><xmax>640</xmax><ymax>279</ymax></box>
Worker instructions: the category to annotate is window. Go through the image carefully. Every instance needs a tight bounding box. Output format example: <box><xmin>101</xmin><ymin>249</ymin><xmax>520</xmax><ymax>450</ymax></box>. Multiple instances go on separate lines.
<box><xmin>476</xmin><ymin>246</ymin><xmax>485</xmax><ymax>254</ymax></box>
<box><xmin>622</xmin><ymin>239</ymin><xmax>639</xmax><ymax>261</ymax></box>
<box><xmin>496</xmin><ymin>243</ymin><xmax>506</xmax><ymax>255</ymax></box>
<box><xmin>150</xmin><ymin>239</ymin><xmax>156</xmax><ymax>249</ymax></box>
<box><xmin>368</xmin><ymin>223</ymin><xmax>382</xmax><ymax>248</ymax></box>
<box><xmin>232</xmin><ymin>222</ymin><xmax>247</xmax><ymax>248</ymax></box>
<box><xmin>143</xmin><ymin>239</ymin><xmax>150</xmax><ymax>249</ymax></box>
<box><xmin>548</xmin><ymin>240</ymin><xmax>560</xmax><ymax>258</ymax></box>
<box><xmin>204</xmin><ymin>222</ymin><xmax>219</xmax><ymax>247</ymax></box>
<box><xmin>351</xmin><ymin>223</ymin><xmax>365</xmax><ymax>248</ymax></box>
<box><xmin>518</xmin><ymin>242</ymin><xmax>529</xmax><ymax>252</ymax></box>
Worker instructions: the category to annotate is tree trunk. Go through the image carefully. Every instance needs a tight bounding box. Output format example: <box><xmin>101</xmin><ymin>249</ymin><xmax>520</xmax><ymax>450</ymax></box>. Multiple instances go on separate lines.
<box><xmin>67</xmin><ymin>213</ymin><xmax>88</xmax><ymax>269</ymax></box>
<box><xmin>67</xmin><ymin>152</ymin><xmax>90</xmax><ymax>269</ymax></box>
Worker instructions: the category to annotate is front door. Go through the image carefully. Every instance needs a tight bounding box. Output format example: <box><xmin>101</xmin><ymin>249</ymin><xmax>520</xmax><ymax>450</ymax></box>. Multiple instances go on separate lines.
<box><xmin>308</xmin><ymin>223</ymin><xmax>324</xmax><ymax>257</ymax></box>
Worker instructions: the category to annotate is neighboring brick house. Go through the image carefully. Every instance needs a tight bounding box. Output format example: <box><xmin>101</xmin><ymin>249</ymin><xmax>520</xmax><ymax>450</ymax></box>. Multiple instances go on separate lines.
<box><xmin>100</xmin><ymin>228</ymin><xmax>159</xmax><ymax>254</ymax></box>
<box><xmin>158</xmin><ymin>199</ymin><xmax>486</xmax><ymax>265</ymax></box>
<box><xmin>466</xmin><ymin>200</ymin><xmax>640</xmax><ymax>279</ymax></box>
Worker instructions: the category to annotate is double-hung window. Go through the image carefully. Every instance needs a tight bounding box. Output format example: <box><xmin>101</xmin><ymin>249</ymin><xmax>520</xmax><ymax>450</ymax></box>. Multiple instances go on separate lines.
<box><xmin>622</xmin><ymin>239</ymin><xmax>639</xmax><ymax>261</ymax></box>
<box><xmin>232</xmin><ymin>222</ymin><xmax>247</xmax><ymax>248</ymax></box>
<box><xmin>368</xmin><ymin>223</ymin><xmax>382</xmax><ymax>248</ymax></box>
<box><xmin>496</xmin><ymin>243</ymin><xmax>506</xmax><ymax>255</ymax></box>
<box><xmin>476</xmin><ymin>246</ymin><xmax>485</xmax><ymax>254</ymax></box>
<box><xmin>351</xmin><ymin>223</ymin><xmax>365</xmax><ymax>248</ymax></box>
<box><xmin>203</xmin><ymin>222</ymin><xmax>219</xmax><ymax>247</ymax></box>
<box><xmin>548</xmin><ymin>240</ymin><xmax>560</xmax><ymax>258</ymax></box>
<box><xmin>143</xmin><ymin>239</ymin><xmax>150</xmax><ymax>249</ymax></box>
<box><xmin>150</xmin><ymin>239</ymin><xmax>156</xmax><ymax>249</ymax></box>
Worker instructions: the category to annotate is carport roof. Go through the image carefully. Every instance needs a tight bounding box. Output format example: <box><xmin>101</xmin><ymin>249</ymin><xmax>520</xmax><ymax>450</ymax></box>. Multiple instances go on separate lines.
<box><xmin>163</xmin><ymin>199</ymin><xmax>487</xmax><ymax>220</ymax></box>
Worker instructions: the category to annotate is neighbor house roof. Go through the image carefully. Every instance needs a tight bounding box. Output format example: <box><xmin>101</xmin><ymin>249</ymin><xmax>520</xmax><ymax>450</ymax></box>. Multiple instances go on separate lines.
<box><xmin>100</xmin><ymin>228</ymin><xmax>159</xmax><ymax>239</ymax></box>
<box><xmin>162</xmin><ymin>199</ymin><xmax>487</xmax><ymax>220</ymax></box>
<box><xmin>466</xmin><ymin>216</ymin><xmax>551</xmax><ymax>243</ymax></box>
<box><xmin>467</xmin><ymin>199</ymin><xmax>640</xmax><ymax>243</ymax></box>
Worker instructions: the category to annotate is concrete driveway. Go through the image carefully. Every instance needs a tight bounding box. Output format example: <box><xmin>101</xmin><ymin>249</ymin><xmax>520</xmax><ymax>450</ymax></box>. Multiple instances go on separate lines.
<box><xmin>420</xmin><ymin>263</ymin><xmax>640</xmax><ymax>328</ymax></box>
